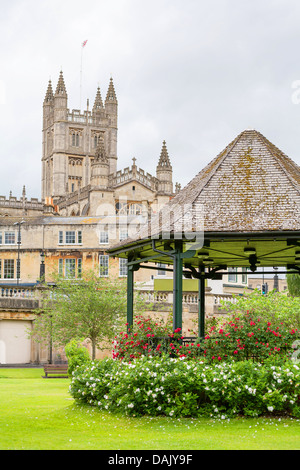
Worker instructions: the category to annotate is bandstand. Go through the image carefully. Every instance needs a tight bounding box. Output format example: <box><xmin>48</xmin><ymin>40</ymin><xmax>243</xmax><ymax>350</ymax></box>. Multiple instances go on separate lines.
<box><xmin>108</xmin><ymin>129</ymin><xmax>300</xmax><ymax>338</ymax></box>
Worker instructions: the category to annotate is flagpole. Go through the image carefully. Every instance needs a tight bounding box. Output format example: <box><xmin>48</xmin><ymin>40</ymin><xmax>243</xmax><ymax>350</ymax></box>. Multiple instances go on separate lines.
<box><xmin>80</xmin><ymin>40</ymin><xmax>88</xmax><ymax>111</ymax></box>
<box><xmin>80</xmin><ymin>47</ymin><xmax>83</xmax><ymax>111</ymax></box>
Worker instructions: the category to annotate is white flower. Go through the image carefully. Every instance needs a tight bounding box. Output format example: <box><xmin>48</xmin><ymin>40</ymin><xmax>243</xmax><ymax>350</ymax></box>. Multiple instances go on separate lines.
<box><xmin>127</xmin><ymin>403</ymin><xmax>134</xmax><ymax>408</ymax></box>
<box><xmin>268</xmin><ymin>406</ymin><xmax>274</xmax><ymax>412</ymax></box>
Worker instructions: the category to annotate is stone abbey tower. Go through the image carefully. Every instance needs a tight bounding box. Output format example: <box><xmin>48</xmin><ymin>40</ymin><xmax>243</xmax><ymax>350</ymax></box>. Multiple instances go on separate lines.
<box><xmin>41</xmin><ymin>71</ymin><xmax>177</xmax><ymax>217</ymax></box>
<box><xmin>42</xmin><ymin>71</ymin><xmax>118</xmax><ymax>202</ymax></box>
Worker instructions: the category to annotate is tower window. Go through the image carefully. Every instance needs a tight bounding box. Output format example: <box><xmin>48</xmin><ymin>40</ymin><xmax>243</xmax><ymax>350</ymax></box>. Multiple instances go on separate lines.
<box><xmin>71</xmin><ymin>132</ymin><xmax>80</xmax><ymax>147</ymax></box>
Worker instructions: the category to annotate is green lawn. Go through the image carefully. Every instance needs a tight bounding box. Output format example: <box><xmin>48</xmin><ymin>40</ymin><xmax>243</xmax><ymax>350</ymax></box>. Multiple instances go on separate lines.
<box><xmin>0</xmin><ymin>368</ymin><xmax>299</xmax><ymax>450</ymax></box>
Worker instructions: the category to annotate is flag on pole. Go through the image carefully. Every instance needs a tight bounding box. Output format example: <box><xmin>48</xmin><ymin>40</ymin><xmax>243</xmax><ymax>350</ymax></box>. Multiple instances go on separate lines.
<box><xmin>82</xmin><ymin>40</ymin><xmax>88</xmax><ymax>48</ymax></box>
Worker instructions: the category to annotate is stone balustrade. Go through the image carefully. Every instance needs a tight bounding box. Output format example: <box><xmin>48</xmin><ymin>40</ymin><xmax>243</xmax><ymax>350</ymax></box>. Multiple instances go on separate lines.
<box><xmin>0</xmin><ymin>285</ymin><xmax>37</xmax><ymax>299</ymax></box>
<box><xmin>139</xmin><ymin>289</ymin><xmax>235</xmax><ymax>315</ymax></box>
<box><xmin>0</xmin><ymin>283</ymin><xmax>236</xmax><ymax>317</ymax></box>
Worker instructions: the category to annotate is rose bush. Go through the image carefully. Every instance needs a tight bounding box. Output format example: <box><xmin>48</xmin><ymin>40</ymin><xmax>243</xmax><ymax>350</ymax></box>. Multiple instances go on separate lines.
<box><xmin>197</xmin><ymin>312</ymin><xmax>298</xmax><ymax>363</ymax></box>
<box><xmin>112</xmin><ymin>315</ymin><xmax>182</xmax><ymax>361</ymax></box>
<box><xmin>112</xmin><ymin>313</ymin><xmax>299</xmax><ymax>364</ymax></box>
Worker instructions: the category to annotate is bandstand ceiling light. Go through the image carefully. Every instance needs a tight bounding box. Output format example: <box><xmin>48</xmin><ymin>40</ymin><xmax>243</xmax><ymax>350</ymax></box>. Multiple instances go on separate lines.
<box><xmin>197</xmin><ymin>251</ymin><xmax>210</xmax><ymax>258</ymax></box>
<box><xmin>244</xmin><ymin>247</ymin><xmax>256</xmax><ymax>255</ymax></box>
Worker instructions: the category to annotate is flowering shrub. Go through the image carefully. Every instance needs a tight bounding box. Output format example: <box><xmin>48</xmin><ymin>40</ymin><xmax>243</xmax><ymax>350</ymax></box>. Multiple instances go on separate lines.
<box><xmin>112</xmin><ymin>313</ymin><xmax>299</xmax><ymax>364</ymax></box>
<box><xmin>112</xmin><ymin>315</ymin><xmax>182</xmax><ymax>361</ymax></box>
<box><xmin>69</xmin><ymin>355</ymin><xmax>300</xmax><ymax>418</ymax></box>
<box><xmin>199</xmin><ymin>312</ymin><xmax>298</xmax><ymax>363</ymax></box>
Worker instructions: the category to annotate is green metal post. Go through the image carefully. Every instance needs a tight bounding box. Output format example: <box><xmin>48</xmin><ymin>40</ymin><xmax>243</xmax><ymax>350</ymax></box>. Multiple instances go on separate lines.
<box><xmin>127</xmin><ymin>264</ymin><xmax>134</xmax><ymax>332</ymax></box>
<box><xmin>173</xmin><ymin>245</ymin><xmax>183</xmax><ymax>332</ymax></box>
<box><xmin>198</xmin><ymin>271</ymin><xmax>205</xmax><ymax>339</ymax></box>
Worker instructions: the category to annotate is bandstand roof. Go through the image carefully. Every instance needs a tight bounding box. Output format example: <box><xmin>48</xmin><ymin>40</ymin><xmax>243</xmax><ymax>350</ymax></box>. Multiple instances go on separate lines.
<box><xmin>108</xmin><ymin>129</ymin><xmax>300</xmax><ymax>274</ymax></box>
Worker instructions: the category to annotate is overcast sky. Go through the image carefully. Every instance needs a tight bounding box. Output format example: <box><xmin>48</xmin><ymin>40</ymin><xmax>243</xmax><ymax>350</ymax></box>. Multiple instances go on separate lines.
<box><xmin>1</xmin><ymin>0</ymin><xmax>300</xmax><ymax>200</ymax></box>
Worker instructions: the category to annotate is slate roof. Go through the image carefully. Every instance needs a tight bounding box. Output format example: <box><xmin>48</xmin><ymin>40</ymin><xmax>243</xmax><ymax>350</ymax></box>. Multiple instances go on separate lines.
<box><xmin>110</xmin><ymin>129</ymin><xmax>300</xmax><ymax>251</ymax></box>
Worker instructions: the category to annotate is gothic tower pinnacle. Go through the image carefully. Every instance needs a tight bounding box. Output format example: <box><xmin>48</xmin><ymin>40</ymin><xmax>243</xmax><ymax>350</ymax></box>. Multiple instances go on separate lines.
<box><xmin>55</xmin><ymin>70</ymin><xmax>67</xmax><ymax>96</ymax></box>
<box><xmin>44</xmin><ymin>80</ymin><xmax>54</xmax><ymax>104</ymax></box>
<box><xmin>54</xmin><ymin>70</ymin><xmax>68</xmax><ymax>121</ymax></box>
<box><xmin>157</xmin><ymin>140</ymin><xmax>172</xmax><ymax>168</ymax></box>
<box><xmin>93</xmin><ymin>86</ymin><xmax>104</xmax><ymax>113</ymax></box>
<box><xmin>105</xmin><ymin>77</ymin><xmax>117</xmax><ymax>103</ymax></box>
<box><xmin>156</xmin><ymin>141</ymin><xmax>173</xmax><ymax>195</ymax></box>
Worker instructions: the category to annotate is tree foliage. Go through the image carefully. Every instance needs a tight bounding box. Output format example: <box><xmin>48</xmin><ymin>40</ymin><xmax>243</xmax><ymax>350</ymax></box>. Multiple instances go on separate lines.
<box><xmin>32</xmin><ymin>271</ymin><xmax>148</xmax><ymax>359</ymax></box>
<box><xmin>220</xmin><ymin>289</ymin><xmax>300</xmax><ymax>329</ymax></box>
<box><xmin>286</xmin><ymin>273</ymin><xmax>300</xmax><ymax>297</ymax></box>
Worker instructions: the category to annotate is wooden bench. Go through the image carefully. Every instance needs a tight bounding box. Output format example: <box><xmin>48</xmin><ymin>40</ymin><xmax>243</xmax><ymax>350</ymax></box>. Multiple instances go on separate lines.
<box><xmin>42</xmin><ymin>364</ymin><xmax>69</xmax><ymax>378</ymax></box>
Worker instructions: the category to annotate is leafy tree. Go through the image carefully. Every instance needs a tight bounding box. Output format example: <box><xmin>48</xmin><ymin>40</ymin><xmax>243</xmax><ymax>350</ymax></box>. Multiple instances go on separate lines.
<box><xmin>286</xmin><ymin>273</ymin><xmax>300</xmax><ymax>297</ymax></box>
<box><xmin>32</xmin><ymin>271</ymin><xmax>148</xmax><ymax>360</ymax></box>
